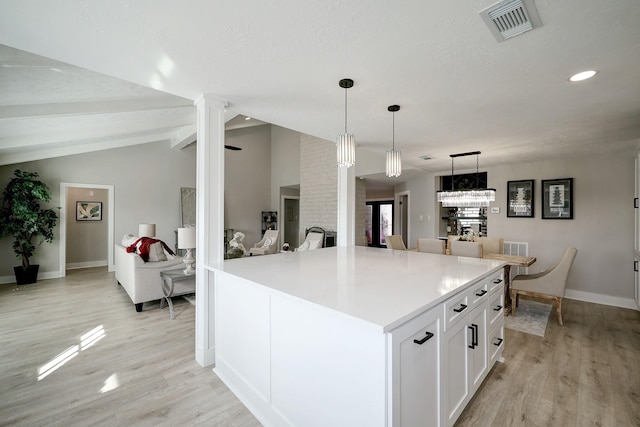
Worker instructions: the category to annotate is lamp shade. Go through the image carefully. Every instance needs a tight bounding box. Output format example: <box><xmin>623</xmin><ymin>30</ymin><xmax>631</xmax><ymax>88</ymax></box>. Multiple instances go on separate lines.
<box><xmin>138</xmin><ymin>223</ymin><xmax>156</xmax><ymax>237</ymax></box>
<box><xmin>177</xmin><ymin>227</ymin><xmax>196</xmax><ymax>249</ymax></box>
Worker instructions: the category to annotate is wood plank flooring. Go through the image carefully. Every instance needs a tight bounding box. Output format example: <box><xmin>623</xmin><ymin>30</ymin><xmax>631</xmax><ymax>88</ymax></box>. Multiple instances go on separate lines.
<box><xmin>456</xmin><ymin>296</ymin><xmax>640</xmax><ymax>427</ymax></box>
<box><xmin>0</xmin><ymin>268</ymin><xmax>260</xmax><ymax>427</ymax></box>
<box><xmin>1</xmin><ymin>268</ymin><xmax>638</xmax><ymax>426</ymax></box>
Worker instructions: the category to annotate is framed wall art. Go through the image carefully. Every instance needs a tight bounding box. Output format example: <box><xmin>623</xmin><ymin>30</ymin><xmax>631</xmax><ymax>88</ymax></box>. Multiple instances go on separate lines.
<box><xmin>507</xmin><ymin>179</ymin><xmax>534</xmax><ymax>218</ymax></box>
<box><xmin>76</xmin><ymin>201</ymin><xmax>102</xmax><ymax>221</ymax></box>
<box><xmin>542</xmin><ymin>178</ymin><xmax>573</xmax><ymax>219</ymax></box>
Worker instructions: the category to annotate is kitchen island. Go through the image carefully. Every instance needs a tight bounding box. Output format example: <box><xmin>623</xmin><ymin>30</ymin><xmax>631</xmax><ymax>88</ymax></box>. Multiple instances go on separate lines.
<box><xmin>213</xmin><ymin>246</ymin><xmax>506</xmax><ymax>427</ymax></box>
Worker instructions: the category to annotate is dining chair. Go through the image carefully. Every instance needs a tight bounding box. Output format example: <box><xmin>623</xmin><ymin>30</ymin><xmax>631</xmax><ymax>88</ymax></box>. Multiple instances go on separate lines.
<box><xmin>510</xmin><ymin>247</ymin><xmax>577</xmax><ymax>325</ymax></box>
<box><xmin>417</xmin><ymin>238</ymin><xmax>446</xmax><ymax>254</ymax></box>
<box><xmin>473</xmin><ymin>237</ymin><xmax>504</xmax><ymax>255</ymax></box>
<box><xmin>450</xmin><ymin>240</ymin><xmax>483</xmax><ymax>258</ymax></box>
<box><xmin>385</xmin><ymin>235</ymin><xmax>407</xmax><ymax>250</ymax></box>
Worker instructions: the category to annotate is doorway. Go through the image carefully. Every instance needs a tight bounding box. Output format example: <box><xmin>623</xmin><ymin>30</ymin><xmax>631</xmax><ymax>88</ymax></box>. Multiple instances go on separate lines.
<box><xmin>366</xmin><ymin>200</ymin><xmax>394</xmax><ymax>248</ymax></box>
<box><xmin>282</xmin><ymin>197</ymin><xmax>300</xmax><ymax>248</ymax></box>
<box><xmin>59</xmin><ymin>182</ymin><xmax>115</xmax><ymax>277</ymax></box>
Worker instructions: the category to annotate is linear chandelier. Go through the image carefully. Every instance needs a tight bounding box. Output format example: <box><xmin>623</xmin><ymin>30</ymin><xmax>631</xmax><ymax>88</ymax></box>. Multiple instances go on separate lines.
<box><xmin>386</xmin><ymin>105</ymin><xmax>401</xmax><ymax>177</ymax></box>
<box><xmin>437</xmin><ymin>151</ymin><xmax>496</xmax><ymax>207</ymax></box>
<box><xmin>336</xmin><ymin>78</ymin><xmax>355</xmax><ymax>168</ymax></box>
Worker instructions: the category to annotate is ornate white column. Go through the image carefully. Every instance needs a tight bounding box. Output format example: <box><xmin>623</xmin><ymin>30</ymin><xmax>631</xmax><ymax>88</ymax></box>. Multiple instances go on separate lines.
<box><xmin>194</xmin><ymin>94</ymin><xmax>226</xmax><ymax>367</ymax></box>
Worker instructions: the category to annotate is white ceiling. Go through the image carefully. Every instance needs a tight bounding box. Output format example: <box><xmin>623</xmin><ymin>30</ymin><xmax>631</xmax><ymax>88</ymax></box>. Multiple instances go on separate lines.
<box><xmin>0</xmin><ymin>0</ymin><xmax>639</xmax><ymax>173</ymax></box>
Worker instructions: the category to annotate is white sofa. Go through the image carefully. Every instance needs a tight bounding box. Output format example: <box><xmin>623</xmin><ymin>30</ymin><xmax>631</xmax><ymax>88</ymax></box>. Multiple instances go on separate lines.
<box><xmin>115</xmin><ymin>242</ymin><xmax>184</xmax><ymax>312</ymax></box>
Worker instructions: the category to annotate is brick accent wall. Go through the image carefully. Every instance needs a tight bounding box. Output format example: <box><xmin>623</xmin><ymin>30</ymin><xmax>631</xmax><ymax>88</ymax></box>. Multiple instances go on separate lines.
<box><xmin>299</xmin><ymin>134</ymin><xmax>337</xmax><ymax>236</ymax></box>
<box><xmin>355</xmin><ymin>178</ymin><xmax>367</xmax><ymax>246</ymax></box>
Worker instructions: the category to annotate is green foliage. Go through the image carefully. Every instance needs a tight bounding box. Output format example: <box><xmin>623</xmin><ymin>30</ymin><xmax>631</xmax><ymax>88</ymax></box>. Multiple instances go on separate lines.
<box><xmin>0</xmin><ymin>169</ymin><xmax>59</xmax><ymax>269</ymax></box>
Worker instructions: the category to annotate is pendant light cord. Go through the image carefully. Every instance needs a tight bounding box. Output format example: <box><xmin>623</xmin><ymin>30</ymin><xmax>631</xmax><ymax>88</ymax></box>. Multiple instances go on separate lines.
<box><xmin>392</xmin><ymin>110</ymin><xmax>395</xmax><ymax>150</ymax></box>
<box><xmin>344</xmin><ymin>88</ymin><xmax>348</xmax><ymax>134</ymax></box>
<box><xmin>451</xmin><ymin>157</ymin><xmax>455</xmax><ymax>190</ymax></box>
<box><xmin>476</xmin><ymin>153</ymin><xmax>480</xmax><ymax>189</ymax></box>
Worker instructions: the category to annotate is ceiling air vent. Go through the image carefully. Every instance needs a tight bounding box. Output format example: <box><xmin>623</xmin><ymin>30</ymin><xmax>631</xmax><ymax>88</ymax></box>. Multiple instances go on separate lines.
<box><xmin>479</xmin><ymin>0</ymin><xmax>542</xmax><ymax>43</ymax></box>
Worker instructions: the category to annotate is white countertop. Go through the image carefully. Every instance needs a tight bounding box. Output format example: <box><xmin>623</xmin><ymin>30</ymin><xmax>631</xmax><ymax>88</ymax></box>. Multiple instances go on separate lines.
<box><xmin>217</xmin><ymin>246</ymin><xmax>505</xmax><ymax>332</ymax></box>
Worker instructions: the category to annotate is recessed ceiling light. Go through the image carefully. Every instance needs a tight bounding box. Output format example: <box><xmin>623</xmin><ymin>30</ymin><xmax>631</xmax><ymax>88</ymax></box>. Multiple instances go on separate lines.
<box><xmin>569</xmin><ymin>70</ymin><xmax>597</xmax><ymax>82</ymax></box>
<box><xmin>245</xmin><ymin>116</ymin><xmax>251</xmax><ymax>120</ymax></box>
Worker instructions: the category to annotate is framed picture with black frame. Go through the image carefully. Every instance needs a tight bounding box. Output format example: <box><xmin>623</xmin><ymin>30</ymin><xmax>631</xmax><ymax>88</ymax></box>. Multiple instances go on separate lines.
<box><xmin>542</xmin><ymin>178</ymin><xmax>573</xmax><ymax>219</ymax></box>
<box><xmin>76</xmin><ymin>201</ymin><xmax>102</xmax><ymax>221</ymax></box>
<box><xmin>507</xmin><ymin>179</ymin><xmax>534</xmax><ymax>218</ymax></box>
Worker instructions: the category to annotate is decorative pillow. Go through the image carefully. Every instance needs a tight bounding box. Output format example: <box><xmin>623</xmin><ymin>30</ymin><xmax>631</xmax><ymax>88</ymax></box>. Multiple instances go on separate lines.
<box><xmin>147</xmin><ymin>242</ymin><xmax>167</xmax><ymax>262</ymax></box>
<box><xmin>122</xmin><ymin>234</ymin><xmax>138</xmax><ymax>246</ymax></box>
<box><xmin>262</xmin><ymin>238</ymin><xmax>273</xmax><ymax>248</ymax></box>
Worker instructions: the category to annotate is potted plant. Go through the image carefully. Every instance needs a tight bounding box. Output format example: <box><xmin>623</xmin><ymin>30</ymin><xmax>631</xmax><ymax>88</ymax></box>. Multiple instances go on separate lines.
<box><xmin>0</xmin><ymin>169</ymin><xmax>58</xmax><ymax>285</ymax></box>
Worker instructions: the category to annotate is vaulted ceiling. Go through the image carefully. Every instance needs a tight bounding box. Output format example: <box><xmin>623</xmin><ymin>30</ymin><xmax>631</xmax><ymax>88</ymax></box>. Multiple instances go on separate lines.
<box><xmin>1</xmin><ymin>0</ymin><xmax>639</xmax><ymax>172</ymax></box>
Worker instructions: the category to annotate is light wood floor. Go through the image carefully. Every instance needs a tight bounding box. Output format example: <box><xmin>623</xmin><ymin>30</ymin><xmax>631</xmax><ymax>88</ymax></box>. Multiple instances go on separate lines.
<box><xmin>0</xmin><ymin>267</ymin><xmax>260</xmax><ymax>427</ymax></box>
<box><xmin>1</xmin><ymin>268</ymin><xmax>639</xmax><ymax>427</ymax></box>
<box><xmin>456</xmin><ymin>296</ymin><xmax>640</xmax><ymax>427</ymax></box>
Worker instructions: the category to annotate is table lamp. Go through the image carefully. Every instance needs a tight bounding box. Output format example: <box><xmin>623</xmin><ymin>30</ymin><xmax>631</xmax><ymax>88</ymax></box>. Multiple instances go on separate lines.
<box><xmin>177</xmin><ymin>227</ymin><xmax>196</xmax><ymax>275</ymax></box>
<box><xmin>138</xmin><ymin>223</ymin><xmax>156</xmax><ymax>238</ymax></box>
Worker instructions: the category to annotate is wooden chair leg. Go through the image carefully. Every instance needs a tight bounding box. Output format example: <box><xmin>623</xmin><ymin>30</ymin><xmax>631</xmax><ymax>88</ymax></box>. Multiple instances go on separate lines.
<box><xmin>555</xmin><ymin>297</ymin><xmax>563</xmax><ymax>326</ymax></box>
<box><xmin>511</xmin><ymin>290</ymin><xmax>517</xmax><ymax>316</ymax></box>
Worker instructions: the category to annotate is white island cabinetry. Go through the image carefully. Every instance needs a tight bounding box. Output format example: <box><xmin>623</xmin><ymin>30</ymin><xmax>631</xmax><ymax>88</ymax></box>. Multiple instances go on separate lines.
<box><xmin>390</xmin><ymin>305</ymin><xmax>442</xmax><ymax>426</ymax></box>
<box><xmin>214</xmin><ymin>247</ymin><xmax>505</xmax><ymax>427</ymax></box>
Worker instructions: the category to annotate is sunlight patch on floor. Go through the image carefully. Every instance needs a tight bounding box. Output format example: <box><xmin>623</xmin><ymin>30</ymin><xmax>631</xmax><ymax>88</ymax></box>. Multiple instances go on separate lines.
<box><xmin>37</xmin><ymin>325</ymin><xmax>106</xmax><ymax>381</ymax></box>
<box><xmin>100</xmin><ymin>373</ymin><xmax>119</xmax><ymax>393</ymax></box>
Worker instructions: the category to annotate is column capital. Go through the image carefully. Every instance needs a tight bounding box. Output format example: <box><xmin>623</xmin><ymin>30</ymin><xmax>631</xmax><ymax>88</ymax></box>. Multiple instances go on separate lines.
<box><xmin>194</xmin><ymin>94</ymin><xmax>227</xmax><ymax>109</ymax></box>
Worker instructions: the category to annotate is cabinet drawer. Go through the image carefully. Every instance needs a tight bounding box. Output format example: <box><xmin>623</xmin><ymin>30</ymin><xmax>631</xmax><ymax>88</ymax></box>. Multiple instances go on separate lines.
<box><xmin>487</xmin><ymin>272</ymin><xmax>504</xmax><ymax>295</ymax></box>
<box><xmin>488</xmin><ymin>325</ymin><xmax>505</xmax><ymax>366</ymax></box>
<box><xmin>469</xmin><ymin>281</ymin><xmax>489</xmax><ymax>306</ymax></box>
<box><xmin>444</xmin><ymin>291</ymin><xmax>470</xmax><ymax>331</ymax></box>
<box><xmin>487</xmin><ymin>291</ymin><xmax>504</xmax><ymax>329</ymax></box>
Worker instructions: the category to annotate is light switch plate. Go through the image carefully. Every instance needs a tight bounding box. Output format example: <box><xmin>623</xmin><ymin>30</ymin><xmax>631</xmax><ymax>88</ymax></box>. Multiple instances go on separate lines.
<box><xmin>491</xmin><ymin>207</ymin><xmax>500</xmax><ymax>214</ymax></box>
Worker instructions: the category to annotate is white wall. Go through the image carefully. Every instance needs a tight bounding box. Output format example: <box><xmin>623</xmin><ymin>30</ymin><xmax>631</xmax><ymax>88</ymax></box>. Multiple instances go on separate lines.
<box><xmin>394</xmin><ymin>171</ymin><xmax>438</xmax><ymax>246</ymax></box>
<box><xmin>0</xmin><ymin>141</ymin><xmax>197</xmax><ymax>281</ymax></box>
<box><xmin>485</xmin><ymin>150</ymin><xmax>634</xmax><ymax>302</ymax></box>
<box><xmin>271</xmin><ymin>125</ymin><xmax>300</xmax><ymax>211</ymax></box>
<box><xmin>224</xmin><ymin>125</ymin><xmax>272</xmax><ymax>248</ymax></box>
<box><xmin>392</xmin><ymin>149</ymin><xmax>634</xmax><ymax>305</ymax></box>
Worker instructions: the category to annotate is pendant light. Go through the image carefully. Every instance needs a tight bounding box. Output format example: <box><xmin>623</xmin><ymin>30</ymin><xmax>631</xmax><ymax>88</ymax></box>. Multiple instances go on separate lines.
<box><xmin>337</xmin><ymin>78</ymin><xmax>355</xmax><ymax>167</ymax></box>
<box><xmin>436</xmin><ymin>151</ymin><xmax>496</xmax><ymax>207</ymax></box>
<box><xmin>386</xmin><ymin>105</ymin><xmax>401</xmax><ymax>177</ymax></box>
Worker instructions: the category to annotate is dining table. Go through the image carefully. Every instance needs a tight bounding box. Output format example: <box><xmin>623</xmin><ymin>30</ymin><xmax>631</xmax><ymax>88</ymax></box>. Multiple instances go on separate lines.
<box><xmin>482</xmin><ymin>253</ymin><xmax>537</xmax><ymax>315</ymax></box>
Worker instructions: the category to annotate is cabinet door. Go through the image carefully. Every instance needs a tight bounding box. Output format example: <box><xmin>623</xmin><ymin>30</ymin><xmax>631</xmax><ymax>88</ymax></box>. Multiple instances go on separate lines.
<box><xmin>468</xmin><ymin>305</ymin><xmax>488</xmax><ymax>390</ymax></box>
<box><xmin>635</xmin><ymin>255</ymin><xmax>640</xmax><ymax>310</ymax></box>
<box><xmin>392</xmin><ymin>308</ymin><xmax>441</xmax><ymax>427</ymax></box>
<box><xmin>442</xmin><ymin>316</ymin><xmax>469</xmax><ymax>427</ymax></box>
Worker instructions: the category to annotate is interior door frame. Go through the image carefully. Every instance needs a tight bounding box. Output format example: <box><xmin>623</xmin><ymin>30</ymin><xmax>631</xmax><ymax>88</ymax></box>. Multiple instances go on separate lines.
<box><xmin>59</xmin><ymin>182</ymin><xmax>115</xmax><ymax>277</ymax></box>
<box><xmin>395</xmin><ymin>190</ymin><xmax>410</xmax><ymax>248</ymax></box>
<box><xmin>280</xmin><ymin>195</ymin><xmax>300</xmax><ymax>249</ymax></box>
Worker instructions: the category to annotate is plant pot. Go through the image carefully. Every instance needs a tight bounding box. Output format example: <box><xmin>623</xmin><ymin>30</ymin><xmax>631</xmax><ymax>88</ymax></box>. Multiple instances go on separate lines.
<box><xmin>14</xmin><ymin>265</ymin><xmax>39</xmax><ymax>285</ymax></box>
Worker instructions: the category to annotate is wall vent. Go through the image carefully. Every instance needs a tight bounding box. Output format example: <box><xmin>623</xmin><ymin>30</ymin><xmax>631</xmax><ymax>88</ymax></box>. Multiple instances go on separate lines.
<box><xmin>479</xmin><ymin>0</ymin><xmax>542</xmax><ymax>43</ymax></box>
<box><xmin>503</xmin><ymin>240</ymin><xmax>529</xmax><ymax>278</ymax></box>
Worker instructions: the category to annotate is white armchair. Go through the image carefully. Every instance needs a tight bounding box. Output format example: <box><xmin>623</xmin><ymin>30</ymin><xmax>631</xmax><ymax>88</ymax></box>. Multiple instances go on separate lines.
<box><xmin>297</xmin><ymin>231</ymin><xmax>324</xmax><ymax>251</ymax></box>
<box><xmin>249</xmin><ymin>230</ymin><xmax>279</xmax><ymax>256</ymax></box>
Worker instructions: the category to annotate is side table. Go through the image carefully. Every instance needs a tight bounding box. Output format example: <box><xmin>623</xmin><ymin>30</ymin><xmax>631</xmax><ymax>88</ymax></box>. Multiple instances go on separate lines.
<box><xmin>160</xmin><ymin>269</ymin><xmax>196</xmax><ymax>319</ymax></box>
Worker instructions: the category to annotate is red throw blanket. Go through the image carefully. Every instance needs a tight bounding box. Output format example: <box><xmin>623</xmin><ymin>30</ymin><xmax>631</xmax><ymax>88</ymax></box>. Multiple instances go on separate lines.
<box><xmin>126</xmin><ymin>237</ymin><xmax>175</xmax><ymax>262</ymax></box>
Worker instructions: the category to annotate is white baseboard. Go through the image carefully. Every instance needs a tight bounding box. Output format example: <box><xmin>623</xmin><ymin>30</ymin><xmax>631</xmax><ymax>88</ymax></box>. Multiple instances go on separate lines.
<box><xmin>66</xmin><ymin>260</ymin><xmax>108</xmax><ymax>270</ymax></box>
<box><xmin>565</xmin><ymin>289</ymin><xmax>638</xmax><ymax>311</ymax></box>
<box><xmin>0</xmin><ymin>270</ymin><xmax>61</xmax><ymax>285</ymax></box>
